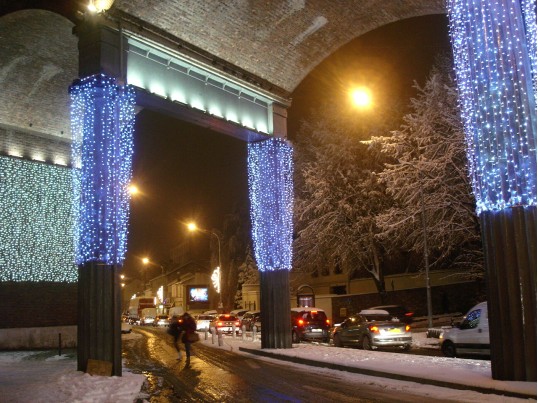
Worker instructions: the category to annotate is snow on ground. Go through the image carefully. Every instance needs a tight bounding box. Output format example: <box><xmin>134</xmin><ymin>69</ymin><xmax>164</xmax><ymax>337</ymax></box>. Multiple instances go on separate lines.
<box><xmin>0</xmin><ymin>331</ymin><xmax>535</xmax><ymax>403</ymax></box>
<box><xmin>201</xmin><ymin>331</ymin><xmax>536</xmax><ymax>402</ymax></box>
<box><xmin>0</xmin><ymin>332</ymin><xmax>145</xmax><ymax>403</ymax></box>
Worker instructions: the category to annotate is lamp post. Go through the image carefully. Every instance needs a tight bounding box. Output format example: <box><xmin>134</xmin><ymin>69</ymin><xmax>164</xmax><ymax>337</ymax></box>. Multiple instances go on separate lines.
<box><xmin>187</xmin><ymin>222</ymin><xmax>223</xmax><ymax>309</ymax></box>
<box><xmin>142</xmin><ymin>257</ymin><xmax>149</xmax><ymax>289</ymax></box>
<box><xmin>141</xmin><ymin>256</ymin><xmax>166</xmax><ymax>298</ymax></box>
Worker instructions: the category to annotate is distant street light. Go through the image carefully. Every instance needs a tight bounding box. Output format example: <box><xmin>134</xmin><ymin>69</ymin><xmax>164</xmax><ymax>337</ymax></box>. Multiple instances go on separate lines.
<box><xmin>142</xmin><ymin>257</ymin><xmax>149</xmax><ymax>287</ymax></box>
<box><xmin>187</xmin><ymin>222</ymin><xmax>223</xmax><ymax>309</ymax></box>
<box><xmin>142</xmin><ymin>257</ymin><xmax>165</xmax><ymax>276</ymax></box>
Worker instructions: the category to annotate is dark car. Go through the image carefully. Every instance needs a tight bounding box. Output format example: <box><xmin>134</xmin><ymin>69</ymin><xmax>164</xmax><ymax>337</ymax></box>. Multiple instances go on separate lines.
<box><xmin>333</xmin><ymin>309</ymin><xmax>412</xmax><ymax>350</ymax></box>
<box><xmin>367</xmin><ymin>305</ymin><xmax>414</xmax><ymax>324</ymax></box>
<box><xmin>291</xmin><ymin>307</ymin><xmax>331</xmax><ymax>343</ymax></box>
<box><xmin>241</xmin><ymin>310</ymin><xmax>261</xmax><ymax>331</ymax></box>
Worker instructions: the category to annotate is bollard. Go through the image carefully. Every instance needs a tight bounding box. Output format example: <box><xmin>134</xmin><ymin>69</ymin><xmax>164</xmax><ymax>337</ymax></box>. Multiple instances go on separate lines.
<box><xmin>204</xmin><ymin>329</ymin><xmax>208</xmax><ymax>340</ymax></box>
<box><xmin>232</xmin><ymin>324</ymin><xmax>236</xmax><ymax>339</ymax></box>
<box><xmin>252</xmin><ymin>325</ymin><xmax>257</xmax><ymax>341</ymax></box>
<box><xmin>241</xmin><ymin>325</ymin><xmax>246</xmax><ymax>341</ymax></box>
<box><xmin>58</xmin><ymin>333</ymin><xmax>62</xmax><ymax>356</ymax></box>
<box><xmin>211</xmin><ymin>327</ymin><xmax>216</xmax><ymax>344</ymax></box>
<box><xmin>217</xmin><ymin>330</ymin><xmax>223</xmax><ymax>346</ymax></box>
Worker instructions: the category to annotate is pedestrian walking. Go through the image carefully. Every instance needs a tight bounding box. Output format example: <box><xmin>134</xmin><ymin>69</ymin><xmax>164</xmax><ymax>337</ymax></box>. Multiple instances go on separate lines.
<box><xmin>180</xmin><ymin>312</ymin><xmax>198</xmax><ymax>366</ymax></box>
<box><xmin>168</xmin><ymin>315</ymin><xmax>183</xmax><ymax>360</ymax></box>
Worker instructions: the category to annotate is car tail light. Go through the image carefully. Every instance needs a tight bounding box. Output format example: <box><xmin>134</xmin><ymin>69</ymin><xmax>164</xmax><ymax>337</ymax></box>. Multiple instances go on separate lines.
<box><xmin>326</xmin><ymin>319</ymin><xmax>330</xmax><ymax>325</ymax></box>
<box><xmin>217</xmin><ymin>321</ymin><xmax>223</xmax><ymax>326</ymax></box>
<box><xmin>234</xmin><ymin>321</ymin><xmax>240</xmax><ymax>326</ymax></box>
<box><xmin>369</xmin><ymin>325</ymin><xmax>379</xmax><ymax>333</ymax></box>
<box><xmin>405</xmin><ymin>312</ymin><xmax>413</xmax><ymax>317</ymax></box>
<box><xmin>405</xmin><ymin>325</ymin><xmax>411</xmax><ymax>332</ymax></box>
<box><xmin>298</xmin><ymin>319</ymin><xmax>304</xmax><ymax>326</ymax></box>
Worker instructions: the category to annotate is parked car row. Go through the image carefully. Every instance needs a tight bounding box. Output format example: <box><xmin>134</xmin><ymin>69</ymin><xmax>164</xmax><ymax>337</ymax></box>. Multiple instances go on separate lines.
<box><xmin>126</xmin><ymin>301</ymin><xmax>489</xmax><ymax>359</ymax></box>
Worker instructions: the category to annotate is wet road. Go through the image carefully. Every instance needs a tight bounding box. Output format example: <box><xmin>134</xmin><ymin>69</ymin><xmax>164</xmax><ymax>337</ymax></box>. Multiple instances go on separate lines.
<box><xmin>123</xmin><ymin>327</ymin><xmax>456</xmax><ymax>403</ymax></box>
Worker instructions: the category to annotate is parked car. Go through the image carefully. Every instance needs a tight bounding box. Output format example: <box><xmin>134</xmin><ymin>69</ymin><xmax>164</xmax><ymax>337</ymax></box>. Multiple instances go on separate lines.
<box><xmin>230</xmin><ymin>309</ymin><xmax>249</xmax><ymax>321</ymax></box>
<box><xmin>196</xmin><ymin>314</ymin><xmax>215</xmax><ymax>331</ymax></box>
<box><xmin>367</xmin><ymin>305</ymin><xmax>414</xmax><ymax>324</ymax></box>
<box><xmin>241</xmin><ymin>310</ymin><xmax>261</xmax><ymax>331</ymax></box>
<box><xmin>203</xmin><ymin>310</ymin><xmax>218</xmax><ymax>316</ymax></box>
<box><xmin>291</xmin><ymin>307</ymin><xmax>331</xmax><ymax>343</ymax></box>
<box><xmin>209</xmin><ymin>314</ymin><xmax>241</xmax><ymax>335</ymax></box>
<box><xmin>439</xmin><ymin>301</ymin><xmax>490</xmax><ymax>357</ymax></box>
<box><xmin>152</xmin><ymin>315</ymin><xmax>169</xmax><ymax>327</ymax></box>
<box><xmin>333</xmin><ymin>309</ymin><xmax>412</xmax><ymax>350</ymax></box>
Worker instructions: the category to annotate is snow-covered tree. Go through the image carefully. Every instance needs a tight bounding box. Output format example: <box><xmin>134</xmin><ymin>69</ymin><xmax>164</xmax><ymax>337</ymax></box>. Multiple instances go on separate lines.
<box><xmin>234</xmin><ymin>243</ymin><xmax>259</xmax><ymax>308</ymax></box>
<box><xmin>220</xmin><ymin>203</ymin><xmax>251</xmax><ymax>310</ymax></box>
<box><xmin>293</xmin><ymin>102</ymin><xmax>400</xmax><ymax>294</ymax></box>
<box><xmin>372</xmin><ymin>56</ymin><xmax>483</xmax><ymax>278</ymax></box>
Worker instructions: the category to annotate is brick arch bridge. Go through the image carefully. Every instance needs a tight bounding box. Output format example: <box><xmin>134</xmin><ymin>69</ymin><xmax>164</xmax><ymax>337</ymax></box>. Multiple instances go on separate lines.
<box><xmin>1</xmin><ymin>0</ymin><xmax>446</xmax><ymax>97</ymax></box>
<box><xmin>0</xmin><ymin>1</ymin><xmax>534</xmax><ymax>382</ymax></box>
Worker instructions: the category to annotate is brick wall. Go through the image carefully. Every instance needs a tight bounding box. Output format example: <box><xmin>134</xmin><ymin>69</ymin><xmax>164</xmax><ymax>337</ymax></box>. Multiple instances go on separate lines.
<box><xmin>0</xmin><ymin>282</ymin><xmax>77</xmax><ymax>328</ymax></box>
<box><xmin>0</xmin><ymin>10</ymin><xmax>76</xmax><ymax>140</ymax></box>
<box><xmin>0</xmin><ymin>125</ymin><xmax>72</xmax><ymax>166</ymax></box>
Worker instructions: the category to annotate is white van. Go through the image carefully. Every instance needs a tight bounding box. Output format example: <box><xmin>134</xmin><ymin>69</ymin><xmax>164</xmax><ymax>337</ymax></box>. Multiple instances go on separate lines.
<box><xmin>439</xmin><ymin>301</ymin><xmax>490</xmax><ymax>357</ymax></box>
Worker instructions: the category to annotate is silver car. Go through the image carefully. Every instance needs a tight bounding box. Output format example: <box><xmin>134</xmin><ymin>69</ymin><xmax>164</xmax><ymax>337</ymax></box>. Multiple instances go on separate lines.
<box><xmin>333</xmin><ymin>309</ymin><xmax>412</xmax><ymax>350</ymax></box>
<box><xmin>195</xmin><ymin>314</ymin><xmax>215</xmax><ymax>331</ymax></box>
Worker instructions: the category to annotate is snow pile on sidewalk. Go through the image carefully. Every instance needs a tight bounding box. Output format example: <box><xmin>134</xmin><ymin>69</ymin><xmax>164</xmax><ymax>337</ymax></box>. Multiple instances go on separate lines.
<box><xmin>0</xmin><ymin>333</ymin><xmax>145</xmax><ymax>403</ymax></box>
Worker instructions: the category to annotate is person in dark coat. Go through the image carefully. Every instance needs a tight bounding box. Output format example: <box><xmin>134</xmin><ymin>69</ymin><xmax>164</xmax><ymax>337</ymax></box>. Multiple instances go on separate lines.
<box><xmin>168</xmin><ymin>315</ymin><xmax>183</xmax><ymax>360</ymax></box>
<box><xmin>180</xmin><ymin>312</ymin><xmax>197</xmax><ymax>365</ymax></box>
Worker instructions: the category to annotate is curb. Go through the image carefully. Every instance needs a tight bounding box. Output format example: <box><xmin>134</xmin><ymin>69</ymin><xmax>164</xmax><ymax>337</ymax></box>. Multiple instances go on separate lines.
<box><xmin>238</xmin><ymin>347</ymin><xmax>536</xmax><ymax>400</ymax></box>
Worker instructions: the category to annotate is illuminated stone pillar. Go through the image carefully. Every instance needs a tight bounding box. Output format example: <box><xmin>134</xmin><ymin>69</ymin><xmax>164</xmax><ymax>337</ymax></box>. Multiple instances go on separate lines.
<box><xmin>447</xmin><ymin>0</ymin><xmax>536</xmax><ymax>381</ymax></box>
<box><xmin>248</xmin><ymin>138</ymin><xmax>294</xmax><ymax>348</ymax></box>
<box><xmin>70</xmin><ymin>74</ymin><xmax>135</xmax><ymax>376</ymax></box>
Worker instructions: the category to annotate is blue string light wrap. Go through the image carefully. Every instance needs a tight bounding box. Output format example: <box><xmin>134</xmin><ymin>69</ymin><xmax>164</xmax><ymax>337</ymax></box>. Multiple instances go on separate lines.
<box><xmin>247</xmin><ymin>138</ymin><xmax>294</xmax><ymax>272</ymax></box>
<box><xmin>447</xmin><ymin>0</ymin><xmax>537</xmax><ymax>214</ymax></box>
<box><xmin>70</xmin><ymin>74</ymin><xmax>135</xmax><ymax>265</ymax></box>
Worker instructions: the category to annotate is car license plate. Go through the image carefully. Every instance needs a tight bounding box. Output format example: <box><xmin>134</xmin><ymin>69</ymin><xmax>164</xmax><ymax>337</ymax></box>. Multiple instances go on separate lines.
<box><xmin>389</xmin><ymin>328</ymin><xmax>402</xmax><ymax>333</ymax></box>
<box><xmin>311</xmin><ymin>329</ymin><xmax>322</xmax><ymax>332</ymax></box>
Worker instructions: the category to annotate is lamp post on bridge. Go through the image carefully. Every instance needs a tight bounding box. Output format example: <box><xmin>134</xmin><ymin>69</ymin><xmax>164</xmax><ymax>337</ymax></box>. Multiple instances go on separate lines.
<box><xmin>187</xmin><ymin>222</ymin><xmax>223</xmax><ymax>309</ymax></box>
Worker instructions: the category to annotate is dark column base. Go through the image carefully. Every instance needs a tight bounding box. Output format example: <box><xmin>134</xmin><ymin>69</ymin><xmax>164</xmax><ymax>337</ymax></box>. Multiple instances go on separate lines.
<box><xmin>78</xmin><ymin>261</ymin><xmax>122</xmax><ymax>376</ymax></box>
<box><xmin>481</xmin><ymin>206</ymin><xmax>536</xmax><ymax>381</ymax></box>
<box><xmin>260</xmin><ymin>269</ymin><xmax>292</xmax><ymax>349</ymax></box>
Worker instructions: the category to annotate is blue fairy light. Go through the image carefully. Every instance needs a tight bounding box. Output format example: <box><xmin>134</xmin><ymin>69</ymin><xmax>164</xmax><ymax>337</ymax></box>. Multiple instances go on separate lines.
<box><xmin>0</xmin><ymin>156</ymin><xmax>77</xmax><ymax>282</ymax></box>
<box><xmin>447</xmin><ymin>0</ymin><xmax>537</xmax><ymax>214</ymax></box>
<box><xmin>247</xmin><ymin>138</ymin><xmax>294</xmax><ymax>272</ymax></box>
<box><xmin>70</xmin><ymin>74</ymin><xmax>136</xmax><ymax>265</ymax></box>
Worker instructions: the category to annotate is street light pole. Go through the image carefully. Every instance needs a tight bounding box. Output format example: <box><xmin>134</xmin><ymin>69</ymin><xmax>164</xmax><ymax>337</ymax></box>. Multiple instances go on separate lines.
<box><xmin>187</xmin><ymin>222</ymin><xmax>223</xmax><ymax>309</ymax></box>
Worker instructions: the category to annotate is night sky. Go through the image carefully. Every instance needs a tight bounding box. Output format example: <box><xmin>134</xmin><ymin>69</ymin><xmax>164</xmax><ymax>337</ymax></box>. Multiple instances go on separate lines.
<box><xmin>122</xmin><ymin>14</ymin><xmax>451</xmax><ymax>280</ymax></box>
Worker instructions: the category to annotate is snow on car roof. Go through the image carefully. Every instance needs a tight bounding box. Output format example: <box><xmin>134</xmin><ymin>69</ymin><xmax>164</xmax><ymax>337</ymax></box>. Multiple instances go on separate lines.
<box><xmin>359</xmin><ymin>309</ymin><xmax>390</xmax><ymax>315</ymax></box>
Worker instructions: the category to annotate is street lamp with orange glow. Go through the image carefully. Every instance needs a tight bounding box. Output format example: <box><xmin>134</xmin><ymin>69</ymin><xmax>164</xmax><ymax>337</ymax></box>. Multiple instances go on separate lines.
<box><xmin>187</xmin><ymin>222</ymin><xmax>223</xmax><ymax>309</ymax></box>
<box><xmin>350</xmin><ymin>87</ymin><xmax>372</xmax><ymax>109</ymax></box>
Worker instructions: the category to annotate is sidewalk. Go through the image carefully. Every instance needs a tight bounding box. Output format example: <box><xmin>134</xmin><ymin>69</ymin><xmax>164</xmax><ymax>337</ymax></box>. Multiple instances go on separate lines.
<box><xmin>201</xmin><ymin>332</ymin><xmax>536</xmax><ymax>401</ymax></box>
